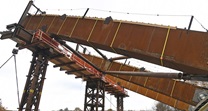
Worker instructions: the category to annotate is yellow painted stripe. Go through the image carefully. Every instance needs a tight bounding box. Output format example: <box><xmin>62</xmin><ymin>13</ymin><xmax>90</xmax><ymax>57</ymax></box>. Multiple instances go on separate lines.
<box><xmin>100</xmin><ymin>59</ymin><xmax>104</xmax><ymax>68</ymax></box>
<box><xmin>128</xmin><ymin>82</ymin><xmax>132</xmax><ymax>89</ymax></box>
<box><xmin>70</xmin><ymin>18</ymin><xmax>80</xmax><ymax>37</ymax></box>
<box><xmin>87</xmin><ymin>19</ymin><xmax>98</xmax><ymax>41</ymax></box>
<box><xmin>110</xmin><ymin>22</ymin><xmax>122</xmax><ymax>53</ymax></box>
<box><xmin>115</xmin><ymin>64</ymin><xmax>123</xmax><ymax>82</ymax></box>
<box><xmin>57</xmin><ymin>17</ymin><xmax>67</xmax><ymax>35</ymax></box>
<box><xmin>136</xmin><ymin>85</ymin><xmax>140</xmax><ymax>93</ymax></box>
<box><xmin>37</xmin><ymin>15</ymin><xmax>45</xmax><ymax>29</ymax></box>
<box><xmin>107</xmin><ymin>62</ymin><xmax>113</xmax><ymax>71</ymax></box>
<box><xmin>156</xmin><ymin>93</ymin><xmax>159</xmax><ymax>99</ymax></box>
<box><xmin>144</xmin><ymin>77</ymin><xmax>149</xmax><ymax>87</ymax></box>
<box><xmin>131</xmin><ymin>68</ymin><xmax>136</xmax><ymax>80</ymax></box>
<box><xmin>25</xmin><ymin>16</ymin><xmax>32</xmax><ymax>29</ymax></box>
<box><xmin>30</xmin><ymin>89</ymin><xmax>34</xmax><ymax>93</ymax></box>
<box><xmin>174</xmin><ymin>100</ymin><xmax>178</xmax><ymax>108</ymax></box>
<box><xmin>110</xmin><ymin>21</ymin><xmax>122</xmax><ymax>47</ymax></box>
<box><xmin>127</xmin><ymin>67</ymin><xmax>135</xmax><ymax>86</ymax></box>
<box><xmin>129</xmin><ymin>76</ymin><xmax>132</xmax><ymax>82</ymax></box>
<box><xmin>160</xmin><ymin>26</ymin><xmax>171</xmax><ymax>66</ymax></box>
<box><xmin>125</xmin><ymin>67</ymin><xmax>134</xmax><ymax>86</ymax></box>
<box><xmin>85</xmin><ymin>20</ymin><xmax>100</xmax><ymax>52</ymax></box>
<box><xmin>170</xmin><ymin>80</ymin><xmax>177</xmax><ymax>97</ymax></box>
<box><xmin>46</xmin><ymin>16</ymin><xmax>56</xmax><ymax>33</ymax></box>
<box><xmin>117</xmin><ymin>68</ymin><xmax>123</xmax><ymax>84</ymax></box>
<box><xmin>145</xmin><ymin>89</ymin><xmax>149</xmax><ymax>96</ymax></box>
<box><xmin>119</xmin><ymin>64</ymin><xmax>123</xmax><ymax>71</ymax></box>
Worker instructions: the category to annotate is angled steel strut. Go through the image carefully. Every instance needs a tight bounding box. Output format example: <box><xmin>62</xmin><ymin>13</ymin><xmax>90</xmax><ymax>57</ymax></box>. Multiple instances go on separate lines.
<box><xmin>105</xmin><ymin>71</ymin><xmax>182</xmax><ymax>79</ymax></box>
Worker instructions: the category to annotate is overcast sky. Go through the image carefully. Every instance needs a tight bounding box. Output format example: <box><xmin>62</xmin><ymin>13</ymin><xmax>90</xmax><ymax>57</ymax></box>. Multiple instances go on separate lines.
<box><xmin>0</xmin><ymin>0</ymin><xmax>208</xmax><ymax>110</ymax></box>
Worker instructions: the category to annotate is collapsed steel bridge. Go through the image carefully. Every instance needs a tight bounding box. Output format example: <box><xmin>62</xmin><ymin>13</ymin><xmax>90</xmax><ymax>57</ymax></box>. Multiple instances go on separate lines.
<box><xmin>1</xmin><ymin>1</ymin><xmax>208</xmax><ymax>111</ymax></box>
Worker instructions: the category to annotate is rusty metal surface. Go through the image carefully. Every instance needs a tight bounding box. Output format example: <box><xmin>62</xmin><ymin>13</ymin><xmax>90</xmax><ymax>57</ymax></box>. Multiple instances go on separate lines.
<box><xmin>11</xmin><ymin>15</ymin><xmax>208</xmax><ymax>110</ymax></box>
<box><xmin>21</xmin><ymin>15</ymin><xmax>208</xmax><ymax>75</ymax></box>
<box><xmin>19</xmin><ymin>53</ymin><xmax>48</xmax><ymax>111</ymax></box>
<box><xmin>1</xmin><ymin>27</ymin><xmax>198</xmax><ymax>111</ymax></box>
<box><xmin>81</xmin><ymin>54</ymin><xmax>206</xmax><ymax>108</ymax></box>
<box><xmin>82</xmin><ymin>54</ymin><xmax>192</xmax><ymax>111</ymax></box>
<box><xmin>107</xmin><ymin>75</ymin><xmax>190</xmax><ymax>111</ymax></box>
<box><xmin>105</xmin><ymin>71</ymin><xmax>181</xmax><ymax>79</ymax></box>
<box><xmin>2</xmin><ymin>28</ymin><xmax>127</xmax><ymax>97</ymax></box>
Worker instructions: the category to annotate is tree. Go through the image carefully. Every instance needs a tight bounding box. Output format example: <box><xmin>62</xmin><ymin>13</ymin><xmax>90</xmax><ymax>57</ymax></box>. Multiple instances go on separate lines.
<box><xmin>64</xmin><ymin>108</ymin><xmax>69</xmax><ymax>111</ymax></box>
<box><xmin>107</xmin><ymin>108</ymin><xmax>113</xmax><ymax>111</ymax></box>
<box><xmin>0</xmin><ymin>99</ymin><xmax>6</xmax><ymax>111</ymax></box>
<box><xmin>74</xmin><ymin>107</ymin><xmax>82</xmax><ymax>111</ymax></box>
<box><xmin>152</xmin><ymin>102</ymin><xmax>181</xmax><ymax>111</ymax></box>
<box><xmin>59</xmin><ymin>107</ymin><xmax>70</xmax><ymax>111</ymax></box>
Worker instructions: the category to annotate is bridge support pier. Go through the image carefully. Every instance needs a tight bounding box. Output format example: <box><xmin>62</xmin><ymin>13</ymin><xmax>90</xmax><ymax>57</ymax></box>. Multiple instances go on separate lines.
<box><xmin>19</xmin><ymin>52</ymin><xmax>48</xmax><ymax>111</ymax></box>
<box><xmin>84</xmin><ymin>80</ymin><xmax>105</xmax><ymax>111</ymax></box>
<box><xmin>116</xmin><ymin>95</ymin><xmax>124</xmax><ymax>111</ymax></box>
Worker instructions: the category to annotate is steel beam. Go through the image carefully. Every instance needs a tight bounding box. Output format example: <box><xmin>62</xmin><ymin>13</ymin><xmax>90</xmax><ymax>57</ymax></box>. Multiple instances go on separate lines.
<box><xmin>49</xmin><ymin>54</ymin><xmax>64</xmax><ymax>59</ymax></box>
<box><xmin>60</xmin><ymin>40</ymin><xmax>103</xmax><ymax>73</ymax></box>
<box><xmin>105</xmin><ymin>71</ymin><xmax>182</xmax><ymax>79</ymax></box>
<box><xmin>81</xmin><ymin>54</ymin><xmax>208</xmax><ymax>110</ymax></box>
<box><xmin>21</xmin><ymin>15</ymin><xmax>208</xmax><ymax>75</ymax></box>
<box><xmin>18</xmin><ymin>1</ymin><xmax>33</xmax><ymax>25</ymax></box>
<box><xmin>106</xmin><ymin>74</ymin><xmax>190</xmax><ymax>111</ymax></box>
<box><xmin>66</xmin><ymin>68</ymin><xmax>86</xmax><ymax>73</ymax></box>
<box><xmin>18</xmin><ymin>1</ymin><xmax>45</xmax><ymax>25</ymax></box>
<box><xmin>109</xmin><ymin>56</ymin><xmax>128</xmax><ymax>61</ymax></box>
<box><xmin>91</xmin><ymin>47</ymin><xmax>108</xmax><ymax>60</ymax></box>
<box><xmin>53</xmin><ymin>61</ymin><xmax>76</xmax><ymax>67</ymax></box>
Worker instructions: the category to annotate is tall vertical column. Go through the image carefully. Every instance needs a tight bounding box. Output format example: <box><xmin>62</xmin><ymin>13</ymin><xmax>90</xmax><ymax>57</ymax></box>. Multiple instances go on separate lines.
<box><xmin>116</xmin><ymin>95</ymin><xmax>124</xmax><ymax>111</ymax></box>
<box><xmin>19</xmin><ymin>52</ymin><xmax>48</xmax><ymax>111</ymax></box>
<box><xmin>84</xmin><ymin>80</ymin><xmax>105</xmax><ymax>111</ymax></box>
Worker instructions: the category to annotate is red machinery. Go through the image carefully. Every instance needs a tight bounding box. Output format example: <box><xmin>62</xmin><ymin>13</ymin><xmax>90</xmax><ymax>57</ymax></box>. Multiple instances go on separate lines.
<box><xmin>33</xmin><ymin>29</ymin><xmax>127</xmax><ymax>96</ymax></box>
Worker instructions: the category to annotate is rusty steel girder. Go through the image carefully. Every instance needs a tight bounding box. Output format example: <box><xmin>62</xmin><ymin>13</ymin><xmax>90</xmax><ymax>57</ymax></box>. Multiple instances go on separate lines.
<box><xmin>20</xmin><ymin>15</ymin><xmax>208</xmax><ymax>76</ymax></box>
<box><xmin>82</xmin><ymin>54</ymin><xmax>208</xmax><ymax>111</ymax></box>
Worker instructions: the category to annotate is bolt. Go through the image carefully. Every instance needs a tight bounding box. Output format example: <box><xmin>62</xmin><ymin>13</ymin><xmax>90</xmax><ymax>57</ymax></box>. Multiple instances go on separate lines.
<box><xmin>199</xmin><ymin>93</ymin><xmax>206</xmax><ymax>100</ymax></box>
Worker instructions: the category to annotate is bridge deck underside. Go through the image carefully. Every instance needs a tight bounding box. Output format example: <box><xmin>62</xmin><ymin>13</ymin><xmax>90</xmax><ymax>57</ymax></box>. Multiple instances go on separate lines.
<box><xmin>2</xmin><ymin>29</ymin><xmax>126</xmax><ymax>96</ymax></box>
